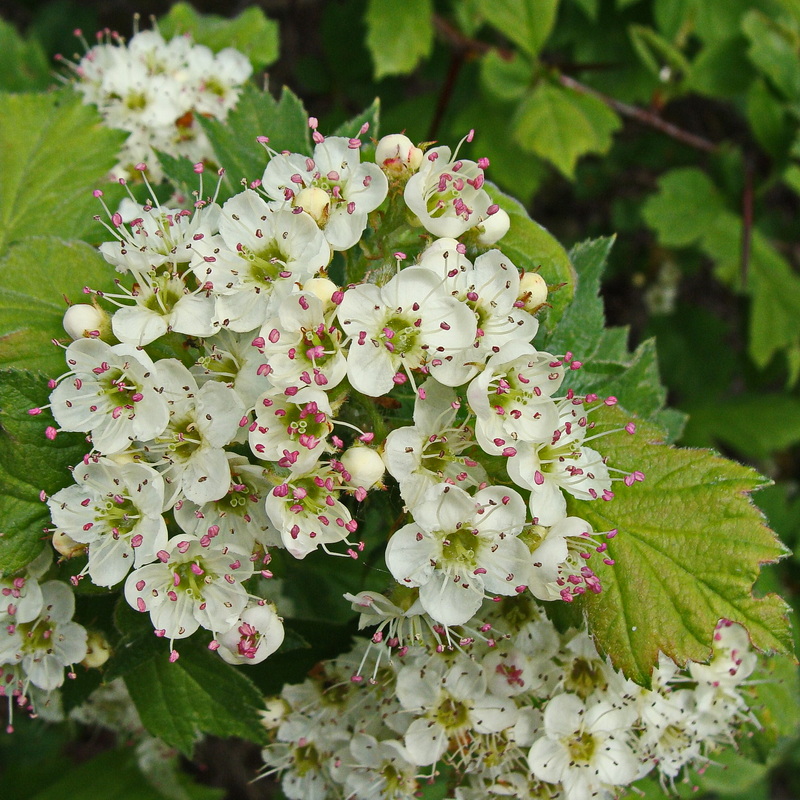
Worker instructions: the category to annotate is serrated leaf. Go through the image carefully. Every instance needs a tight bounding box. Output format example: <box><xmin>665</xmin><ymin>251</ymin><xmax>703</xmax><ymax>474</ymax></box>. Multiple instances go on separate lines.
<box><xmin>569</xmin><ymin>407</ymin><xmax>792</xmax><ymax>685</ymax></box>
<box><xmin>0</xmin><ymin>90</ymin><xmax>125</xmax><ymax>254</ymax></box>
<box><xmin>157</xmin><ymin>2</ymin><xmax>279</xmax><ymax>71</ymax></box>
<box><xmin>480</xmin><ymin>0</ymin><xmax>560</xmax><ymax>57</ymax></box>
<box><xmin>0</xmin><ymin>19</ymin><xmax>51</xmax><ymax>92</ymax></box>
<box><xmin>545</xmin><ymin>236</ymin><xmax>611</xmax><ymax>355</ymax></box>
<box><xmin>123</xmin><ymin>635</ymin><xmax>269</xmax><ymax>755</ymax></box>
<box><xmin>332</xmin><ymin>98</ymin><xmax>380</xmax><ymax>140</ymax></box>
<box><xmin>365</xmin><ymin>0</ymin><xmax>434</xmax><ymax>79</ymax></box>
<box><xmin>0</xmin><ymin>238</ymin><xmax>116</xmax><ymax>375</ymax></box>
<box><xmin>642</xmin><ymin>167</ymin><xmax>726</xmax><ymax>247</ymax></box>
<box><xmin>156</xmin><ymin>151</ymin><xmax>204</xmax><ymax>198</ymax></box>
<box><xmin>0</xmin><ymin>370</ymin><xmax>86</xmax><ymax>574</ymax></box>
<box><xmin>513</xmin><ymin>82</ymin><xmax>621</xmax><ymax>178</ymax></box>
<box><xmin>198</xmin><ymin>83</ymin><xmax>310</xmax><ymax>200</ymax></box>
<box><xmin>485</xmin><ymin>184</ymin><xmax>575</xmax><ymax>332</ymax></box>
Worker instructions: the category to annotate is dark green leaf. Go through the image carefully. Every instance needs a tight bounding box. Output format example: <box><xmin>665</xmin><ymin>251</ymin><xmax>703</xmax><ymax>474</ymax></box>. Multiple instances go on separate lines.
<box><xmin>629</xmin><ymin>24</ymin><xmax>691</xmax><ymax>83</ymax></box>
<box><xmin>332</xmin><ymin>98</ymin><xmax>380</xmax><ymax>140</ymax></box>
<box><xmin>365</xmin><ymin>0</ymin><xmax>434</xmax><ymax>78</ymax></box>
<box><xmin>0</xmin><ymin>369</ymin><xmax>86</xmax><ymax>574</ymax></box>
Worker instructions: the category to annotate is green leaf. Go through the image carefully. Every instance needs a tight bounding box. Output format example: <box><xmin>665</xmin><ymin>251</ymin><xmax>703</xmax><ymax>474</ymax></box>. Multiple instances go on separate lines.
<box><xmin>0</xmin><ymin>238</ymin><xmax>116</xmax><ymax>375</ymax></box>
<box><xmin>570</xmin><ymin>407</ymin><xmax>792</xmax><ymax>685</ymax></box>
<box><xmin>365</xmin><ymin>0</ymin><xmax>434</xmax><ymax>79</ymax></box>
<box><xmin>572</xmin><ymin>0</ymin><xmax>599</xmax><ymax>21</ymax></box>
<box><xmin>628</xmin><ymin>24</ymin><xmax>691</xmax><ymax>83</ymax></box>
<box><xmin>654</xmin><ymin>0</ymin><xmax>697</xmax><ymax>41</ymax></box>
<box><xmin>157</xmin><ymin>2</ymin><xmax>279</xmax><ymax>71</ymax></box>
<box><xmin>545</xmin><ymin>236</ymin><xmax>611</xmax><ymax>356</ymax></box>
<box><xmin>480</xmin><ymin>0</ymin><xmax>560</xmax><ymax>57</ymax></box>
<box><xmin>0</xmin><ymin>370</ymin><xmax>86</xmax><ymax>574</ymax></box>
<box><xmin>742</xmin><ymin>10</ymin><xmax>800</xmax><ymax>100</ymax></box>
<box><xmin>682</xmin><ymin>395</ymin><xmax>800</xmax><ymax>459</ymax></box>
<box><xmin>332</xmin><ymin>98</ymin><xmax>381</xmax><ymax>140</ymax></box>
<box><xmin>198</xmin><ymin>83</ymin><xmax>310</xmax><ymax>200</ymax></box>
<box><xmin>156</xmin><ymin>151</ymin><xmax>204</xmax><ymax>198</ymax></box>
<box><xmin>512</xmin><ymin>82</ymin><xmax>621</xmax><ymax>178</ymax></box>
<box><xmin>480</xmin><ymin>51</ymin><xmax>532</xmax><ymax>102</ymax></box>
<box><xmin>485</xmin><ymin>184</ymin><xmax>576</xmax><ymax>333</ymax></box>
<box><xmin>0</xmin><ymin>19</ymin><xmax>51</xmax><ymax>92</ymax></box>
<box><xmin>747</xmin><ymin>77</ymin><xmax>793</xmax><ymax>157</ymax></box>
<box><xmin>0</xmin><ymin>90</ymin><xmax>125</xmax><ymax>254</ymax></box>
<box><xmin>691</xmin><ymin>36</ymin><xmax>757</xmax><ymax>98</ymax></box>
<box><xmin>642</xmin><ymin>167</ymin><xmax>726</xmax><ymax>247</ymax></box>
<box><xmin>122</xmin><ymin>635</ymin><xmax>269</xmax><ymax>755</ymax></box>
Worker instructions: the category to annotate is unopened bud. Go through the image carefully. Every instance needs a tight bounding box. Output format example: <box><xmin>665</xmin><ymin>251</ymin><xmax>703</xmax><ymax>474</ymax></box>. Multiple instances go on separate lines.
<box><xmin>303</xmin><ymin>277</ymin><xmax>338</xmax><ymax>306</ymax></box>
<box><xmin>340</xmin><ymin>446</ymin><xmax>385</xmax><ymax>490</ymax></box>
<box><xmin>375</xmin><ymin>134</ymin><xmax>424</xmax><ymax>176</ymax></box>
<box><xmin>259</xmin><ymin>697</ymin><xmax>290</xmax><ymax>729</ymax></box>
<box><xmin>81</xmin><ymin>631</ymin><xmax>112</xmax><ymax>668</ymax></box>
<box><xmin>476</xmin><ymin>207</ymin><xmax>510</xmax><ymax>245</ymax></box>
<box><xmin>52</xmin><ymin>529</ymin><xmax>87</xmax><ymax>559</ymax></box>
<box><xmin>518</xmin><ymin>272</ymin><xmax>548</xmax><ymax>312</ymax></box>
<box><xmin>63</xmin><ymin>304</ymin><xmax>110</xmax><ymax>341</ymax></box>
<box><xmin>293</xmin><ymin>186</ymin><xmax>331</xmax><ymax>226</ymax></box>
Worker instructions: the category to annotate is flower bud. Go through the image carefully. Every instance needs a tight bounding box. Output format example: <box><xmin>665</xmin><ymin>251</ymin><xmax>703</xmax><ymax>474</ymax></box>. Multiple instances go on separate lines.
<box><xmin>81</xmin><ymin>631</ymin><xmax>112</xmax><ymax>669</ymax></box>
<box><xmin>303</xmin><ymin>277</ymin><xmax>338</xmax><ymax>306</ymax></box>
<box><xmin>293</xmin><ymin>186</ymin><xmax>331</xmax><ymax>226</ymax></box>
<box><xmin>518</xmin><ymin>272</ymin><xmax>548</xmax><ymax>312</ymax></box>
<box><xmin>52</xmin><ymin>529</ymin><xmax>87</xmax><ymax>559</ymax></box>
<box><xmin>63</xmin><ymin>304</ymin><xmax>111</xmax><ymax>341</ymax></box>
<box><xmin>375</xmin><ymin>134</ymin><xmax>424</xmax><ymax>176</ymax></box>
<box><xmin>259</xmin><ymin>697</ymin><xmax>290</xmax><ymax>729</ymax></box>
<box><xmin>476</xmin><ymin>207</ymin><xmax>510</xmax><ymax>245</ymax></box>
<box><xmin>340</xmin><ymin>446</ymin><xmax>385</xmax><ymax>490</ymax></box>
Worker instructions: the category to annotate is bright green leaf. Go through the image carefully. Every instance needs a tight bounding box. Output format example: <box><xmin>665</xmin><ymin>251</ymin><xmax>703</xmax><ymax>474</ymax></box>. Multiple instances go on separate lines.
<box><xmin>642</xmin><ymin>167</ymin><xmax>727</xmax><ymax>247</ymax></box>
<box><xmin>513</xmin><ymin>82</ymin><xmax>621</xmax><ymax>178</ymax></box>
<box><xmin>570</xmin><ymin>407</ymin><xmax>792</xmax><ymax>685</ymax></box>
<box><xmin>198</xmin><ymin>83</ymin><xmax>310</xmax><ymax>199</ymax></box>
<box><xmin>365</xmin><ymin>0</ymin><xmax>434</xmax><ymax>79</ymax></box>
<box><xmin>123</xmin><ymin>635</ymin><xmax>269</xmax><ymax>755</ymax></box>
<box><xmin>480</xmin><ymin>0</ymin><xmax>560</xmax><ymax>57</ymax></box>
<box><xmin>0</xmin><ymin>90</ymin><xmax>125</xmax><ymax>254</ymax></box>
<box><xmin>485</xmin><ymin>184</ymin><xmax>576</xmax><ymax>333</ymax></box>
<box><xmin>742</xmin><ymin>10</ymin><xmax>800</xmax><ymax>100</ymax></box>
<box><xmin>480</xmin><ymin>51</ymin><xmax>532</xmax><ymax>102</ymax></box>
<box><xmin>0</xmin><ymin>238</ymin><xmax>115</xmax><ymax>375</ymax></box>
<box><xmin>0</xmin><ymin>370</ymin><xmax>86</xmax><ymax>574</ymax></box>
<box><xmin>0</xmin><ymin>19</ymin><xmax>51</xmax><ymax>92</ymax></box>
<box><xmin>157</xmin><ymin>2</ymin><xmax>279</xmax><ymax>71</ymax></box>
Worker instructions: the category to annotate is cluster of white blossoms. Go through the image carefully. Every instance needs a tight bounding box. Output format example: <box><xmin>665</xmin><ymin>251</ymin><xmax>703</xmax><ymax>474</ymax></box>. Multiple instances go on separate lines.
<box><xmin>23</xmin><ymin>118</ymin><xmax>761</xmax><ymax>794</ymax></box>
<box><xmin>61</xmin><ymin>27</ymin><xmax>252</xmax><ymax>181</ymax></box>
<box><xmin>261</xmin><ymin>604</ymin><xmax>759</xmax><ymax>800</ymax></box>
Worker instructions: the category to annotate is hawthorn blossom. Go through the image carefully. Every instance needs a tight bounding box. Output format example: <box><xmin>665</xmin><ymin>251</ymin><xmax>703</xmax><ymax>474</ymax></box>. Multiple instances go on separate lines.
<box><xmin>217</xmin><ymin>603</ymin><xmax>285</xmax><ymax>665</ymax></box>
<box><xmin>338</xmin><ymin>266</ymin><xmax>477</xmax><ymax>395</ymax></box>
<box><xmin>261</xmin><ymin>135</ymin><xmax>388</xmax><ymax>250</ymax></box>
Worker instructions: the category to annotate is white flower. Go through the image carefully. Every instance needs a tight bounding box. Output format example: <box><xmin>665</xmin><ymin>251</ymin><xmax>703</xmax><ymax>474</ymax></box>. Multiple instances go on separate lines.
<box><xmin>341</xmin><ymin>734</ymin><xmax>419</xmax><ymax>799</ymax></box>
<box><xmin>217</xmin><ymin>603</ymin><xmax>284</xmax><ymax>665</ymax></box>
<box><xmin>375</xmin><ymin>133</ymin><xmax>424</xmax><ymax>177</ymax></box>
<box><xmin>0</xmin><ymin>581</ymin><xmax>87</xmax><ymax>691</ymax></box>
<box><xmin>48</xmin><ymin>458</ymin><xmax>167</xmax><ymax>587</ymax></box>
<box><xmin>384</xmin><ymin>483</ymin><xmax>529</xmax><ymax>626</ymax></box>
<box><xmin>404</xmin><ymin>137</ymin><xmax>496</xmax><ymax>239</ymax></box>
<box><xmin>49</xmin><ymin>339</ymin><xmax>169</xmax><ymax>454</ymax></box>
<box><xmin>191</xmin><ymin>190</ymin><xmax>331</xmax><ymax>331</ymax></box>
<box><xmin>338</xmin><ymin>267</ymin><xmax>477</xmax><ymax>395</ymax></box>
<box><xmin>527</xmin><ymin>693</ymin><xmax>641</xmax><ymax>800</ymax></box>
<box><xmin>466</xmin><ymin>341</ymin><xmax>564</xmax><ymax>457</ymax></box>
<box><xmin>124</xmin><ymin>535</ymin><xmax>253</xmax><ymax>643</ymax></box>
<box><xmin>261</xmin><ymin>136</ymin><xmax>388</xmax><ymax>250</ymax></box>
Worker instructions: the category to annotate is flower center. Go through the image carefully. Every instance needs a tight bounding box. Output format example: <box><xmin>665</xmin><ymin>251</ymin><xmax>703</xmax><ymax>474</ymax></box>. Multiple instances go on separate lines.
<box><xmin>16</xmin><ymin>619</ymin><xmax>56</xmax><ymax>654</ymax></box>
<box><xmin>435</xmin><ymin>696</ymin><xmax>470</xmax><ymax>731</ymax></box>
<box><xmin>565</xmin><ymin>730</ymin><xmax>597</xmax><ymax>764</ymax></box>
<box><xmin>172</xmin><ymin>558</ymin><xmax>215</xmax><ymax>599</ymax></box>
<box><xmin>441</xmin><ymin>528</ymin><xmax>480</xmax><ymax>570</ymax></box>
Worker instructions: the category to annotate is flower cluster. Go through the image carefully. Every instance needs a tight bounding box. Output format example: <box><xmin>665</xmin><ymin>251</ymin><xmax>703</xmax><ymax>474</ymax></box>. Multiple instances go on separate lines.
<box><xmin>61</xmin><ymin>27</ymin><xmax>252</xmax><ymax>181</ymax></box>
<box><xmin>261</xmin><ymin>606</ymin><xmax>759</xmax><ymax>800</ymax></box>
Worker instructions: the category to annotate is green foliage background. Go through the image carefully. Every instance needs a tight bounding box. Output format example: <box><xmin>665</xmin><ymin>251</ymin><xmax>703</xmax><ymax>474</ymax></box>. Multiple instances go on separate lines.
<box><xmin>0</xmin><ymin>1</ymin><xmax>799</xmax><ymax>798</ymax></box>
